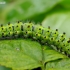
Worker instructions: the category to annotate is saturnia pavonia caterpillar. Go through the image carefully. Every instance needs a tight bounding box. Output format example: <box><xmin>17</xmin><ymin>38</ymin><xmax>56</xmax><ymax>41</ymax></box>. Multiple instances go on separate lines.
<box><xmin>0</xmin><ymin>21</ymin><xmax>70</xmax><ymax>57</ymax></box>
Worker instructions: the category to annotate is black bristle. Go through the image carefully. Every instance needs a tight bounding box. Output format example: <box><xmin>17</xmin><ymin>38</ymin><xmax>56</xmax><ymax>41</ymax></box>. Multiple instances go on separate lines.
<box><xmin>9</xmin><ymin>32</ymin><xmax>10</xmax><ymax>35</ymax></box>
<box><xmin>67</xmin><ymin>38</ymin><xmax>70</xmax><ymax>43</ymax></box>
<box><xmin>27</xmin><ymin>25</ymin><xmax>30</xmax><ymax>28</ymax></box>
<box><xmin>29</xmin><ymin>20</ymin><xmax>32</xmax><ymax>23</ymax></box>
<box><xmin>17</xmin><ymin>25</ymin><xmax>18</xmax><ymax>27</ymax></box>
<box><xmin>57</xmin><ymin>40</ymin><xmax>59</xmax><ymax>42</ymax></box>
<box><xmin>8</xmin><ymin>22</ymin><xmax>10</xmax><ymax>25</ymax></box>
<box><xmin>44</xmin><ymin>36</ymin><xmax>46</xmax><ymax>38</ymax></box>
<box><xmin>63</xmin><ymin>32</ymin><xmax>66</xmax><ymax>35</ymax></box>
<box><xmin>15</xmin><ymin>31</ymin><xmax>18</xmax><ymax>35</ymax></box>
<box><xmin>68</xmin><ymin>49</ymin><xmax>70</xmax><ymax>51</ymax></box>
<box><xmin>9</xmin><ymin>27</ymin><xmax>11</xmax><ymax>29</ymax></box>
<box><xmin>47</xmin><ymin>31</ymin><xmax>49</xmax><ymax>32</ymax></box>
<box><xmin>2</xmin><ymin>33</ymin><xmax>4</xmax><ymax>38</ymax></box>
<box><xmin>26</xmin><ymin>31</ymin><xmax>27</xmax><ymax>34</ymax></box>
<box><xmin>63</xmin><ymin>44</ymin><xmax>65</xmax><ymax>46</ymax></box>
<box><xmin>67</xmin><ymin>41</ymin><xmax>70</xmax><ymax>43</ymax></box>
<box><xmin>56</xmin><ymin>29</ymin><xmax>58</xmax><ymax>31</ymax></box>
<box><xmin>51</xmin><ymin>38</ymin><xmax>53</xmax><ymax>40</ymax></box>
<box><xmin>55</xmin><ymin>32</ymin><xmax>56</xmax><ymax>34</ymax></box>
<box><xmin>17</xmin><ymin>21</ymin><xmax>20</xmax><ymax>23</ymax></box>
<box><xmin>2</xmin><ymin>33</ymin><xmax>4</xmax><ymax>35</ymax></box>
<box><xmin>2</xmin><ymin>28</ymin><xmax>3</xmax><ymax>30</ymax></box>
<box><xmin>1</xmin><ymin>24</ymin><xmax>3</xmax><ymax>27</ymax></box>
<box><xmin>61</xmin><ymin>35</ymin><xmax>63</xmax><ymax>37</ymax></box>
<box><xmin>48</xmin><ymin>26</ymin><xmax>50</xmax><ymax>29</ymax></box>
<box><xmin>36</xmin><ymin>33</ymin><xmax>38</xmax><ymax>36</ymax></box>
<box><xmin>39</xmin><ymin>28</ymin><xmax>41</xmax><ymax>30</ymax></box>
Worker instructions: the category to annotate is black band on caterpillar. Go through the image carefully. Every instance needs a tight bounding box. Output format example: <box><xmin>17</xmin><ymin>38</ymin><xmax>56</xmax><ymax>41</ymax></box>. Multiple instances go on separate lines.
<box><xmin>0</xmin><ymin>21</ymin><xmax>70</xmax><ymax>58</ymax></box>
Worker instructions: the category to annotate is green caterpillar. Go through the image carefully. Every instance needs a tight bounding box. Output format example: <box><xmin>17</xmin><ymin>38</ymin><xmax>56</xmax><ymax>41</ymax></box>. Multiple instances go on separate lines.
<box><xmin>0</xmin><ymin>21</ymin><xmax>70</xmax><ymax>57</ymax></box>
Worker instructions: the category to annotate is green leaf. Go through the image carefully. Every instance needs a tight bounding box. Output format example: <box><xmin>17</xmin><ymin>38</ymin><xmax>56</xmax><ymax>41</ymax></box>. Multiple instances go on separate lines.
<box><xmin>42</xmin><ymin>12</ymin><xmax>70</xmax><ymax>37</ymax></box>
<box><xmin>0</xmin><ymin>39</ymin><xmax>65</xmax><ymax>70</ymax></box>
<box><xmin>46</xmin><ymin>58</ymin><xmax>70</xmax><ymax>70</ymax></box>
<box><xmin>1</xmin><ymin>0</ymin><xmax>61</xmax><ymax>24</ymax></box>
<box><xmin>0</xmin><ymin>66</ymin><xmax>11</xmax><ymax>70</ymax></box>
<box><xmin>60</xmin><ymin>0</ymin><xmax>70</xmax><ymax>9</ymax></box>
<box><xmin>43</xmin><ymin>48</ymin><xmax>66</xmax><ymax>63</ymax></box>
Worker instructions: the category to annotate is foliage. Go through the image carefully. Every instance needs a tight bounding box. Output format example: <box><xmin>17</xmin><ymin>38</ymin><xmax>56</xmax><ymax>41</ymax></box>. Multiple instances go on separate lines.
<box><xmin>0</xmin><ymin>0</ymin><xmax>70</xmax><ymax>70</ymax></box>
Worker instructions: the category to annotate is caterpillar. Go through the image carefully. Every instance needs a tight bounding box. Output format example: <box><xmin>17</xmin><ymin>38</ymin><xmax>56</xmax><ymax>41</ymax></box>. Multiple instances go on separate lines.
<box><xmin>0</xmin><ymin>21</ymin><xmax>70</xmax><ymax>57</ymax></box>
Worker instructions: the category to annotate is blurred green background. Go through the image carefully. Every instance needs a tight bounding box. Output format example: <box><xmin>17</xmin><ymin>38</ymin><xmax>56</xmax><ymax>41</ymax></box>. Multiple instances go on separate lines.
<box><xmin>0</xmin><ymin>0</ymin><xmax>70</xmax><ymax>70</ymax></box>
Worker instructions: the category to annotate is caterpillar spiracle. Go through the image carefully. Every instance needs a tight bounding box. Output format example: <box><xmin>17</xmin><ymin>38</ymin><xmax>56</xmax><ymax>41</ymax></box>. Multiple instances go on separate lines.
<box><xmin>0</xmin><ymin>21</ymin><xmax>70</xmax><ymax>57</ymax></box>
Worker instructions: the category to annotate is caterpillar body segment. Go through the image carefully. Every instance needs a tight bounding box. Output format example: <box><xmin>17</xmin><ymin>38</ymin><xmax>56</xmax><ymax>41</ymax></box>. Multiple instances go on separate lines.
<box><xmin>58</xmin><ymin>32</ymin><xmax>66</xmax><ymax>42</ymax></box>
<box><xmin>51</xmin><ymin>29</ymin><xmax>58</xmax><ymax>40</ymax></box>
<box><xmin>23</xmin><ymin>22</ymin><xmax>34</xmax><ymax>38</ymax></box>
<box><xmin>63</xmin><ymin>45</ymin><xmax>70</xmax><ymax>57</ymax></box>
<box><xmin>7</xmin><ymin>22</ymin><xmax>14</xmax><ymax>31</ymax></box>
<box><xmin>0</xmin><ymin>24</ymin><xmax>7</xmax><ymax>32</ymax></box>
<box><xmin>40</xmin><ymin>27</ymin><xmax>52</xmax><ymax>44</ymax></box>
<box><xmin>0</xmin><ymin>21</ymin><xmax>70</xmax><ymax>57</ymax></box>
<box><xmin>14</xmin><ymin>21</ymin><xmax>23</xmax><ymax>31</ymax></box>
<box><xmin>32</xmin><ymin>25</ymin><xmax>44</xmax><ymax>41</ymax></box>
<box><xmin>8</xmin><ymin>31</ymin><xmax>14</xmax><ymax>37</ymax></box>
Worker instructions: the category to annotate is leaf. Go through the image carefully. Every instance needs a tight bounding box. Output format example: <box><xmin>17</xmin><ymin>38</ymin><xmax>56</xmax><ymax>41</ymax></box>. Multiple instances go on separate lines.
<box><xmin>0</xmin><ymin>39</ymin><xmax>65</xmax><ymax>70</ymax></box>
<box><xmin>42</xmin><ymin>12</ymin><xmax>70</xmax><ymax>37</ymax></box>
<box><xmin>0</xmin><ymin>39</ymin><xmax>41</xmax><ymax>70</ymax></box>
<box><xmin>46</xmin><ymin>58</ymin><xmax>70</xmax><ymax>70</ymax></box>
<box><xmin>43</xmin><ymin>48</ymin><xmax>66</xmax><ymax>63</ymax></box>
<box><xmin>1</xmin><ymin>0</ymin><xmax>61</xmax><ymax>24</ymax></box>
<box><xmin>60</xmin><ymin>0</ymin><xmax>70</xmax><ymax>9</ymax></box>
<box><xmin>0</xmin><ymin>0</ymin><xmax>6</xmax><ymax>12</ymax></box>
<box><xmin>0</xmin><ymin>66</ymin><xmax>11</xmax><ymax>70</ymax></box>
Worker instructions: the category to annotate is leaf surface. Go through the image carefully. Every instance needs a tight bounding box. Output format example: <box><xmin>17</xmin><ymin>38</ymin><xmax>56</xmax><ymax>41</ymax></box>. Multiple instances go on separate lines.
<box><xmin>0</xmin><ymin>39</ymin><xmax>66</xmax><ymax>70</ymax></box>
<box><xmin>1</xmin><ymin>0</ymin><xmax>61</xmax><ymax>24</ymax></box>
<box><xmin>46</xmin><ymin>58</ymin><xmax>70</xmax><ymax>70</ymax></box>
<box><xmin>42</xmin><ymin>12</ymin><xmax>70</xmax><ymax>37</ymax></box>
